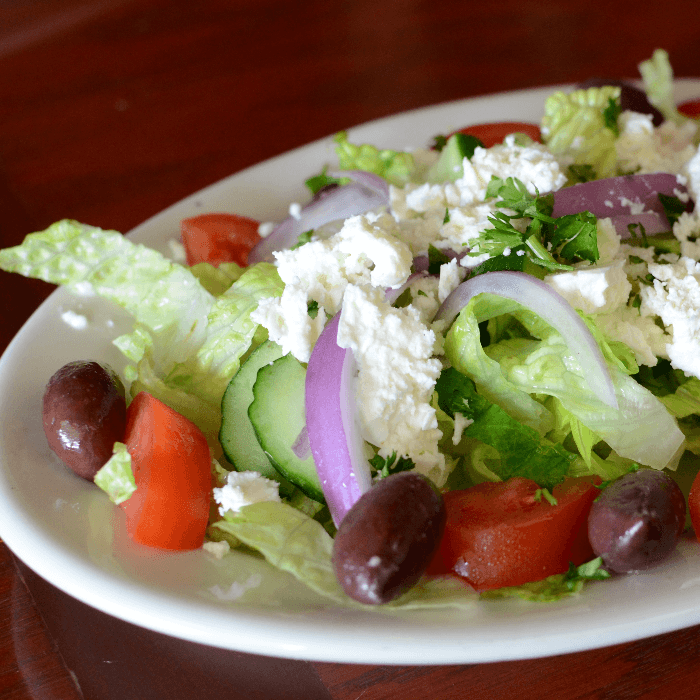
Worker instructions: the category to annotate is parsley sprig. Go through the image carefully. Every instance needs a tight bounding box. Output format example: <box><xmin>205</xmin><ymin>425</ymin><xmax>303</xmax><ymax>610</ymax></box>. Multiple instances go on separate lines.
<box><xmin>471</xmin><ymin>176</ymin><xmax>600</xmax><ymax>276</ymax></box>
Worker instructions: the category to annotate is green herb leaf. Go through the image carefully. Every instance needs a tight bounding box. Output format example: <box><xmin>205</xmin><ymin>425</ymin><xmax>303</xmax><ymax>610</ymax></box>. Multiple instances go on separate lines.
<box><xmin>428</xmin><ymin>244</ymin><xmax>451</xmax><ymax>274</ymax></box>
<box><xmin>658</xmin><ymin>192</ymin><xmax>687</xmax><ymax>227</ymax></box>
<box><xmin>369</xmin><ymin>451</ymin><xmax>416</xmax><ymax>479</ymax></box>
<box><xmin>435</xmin><ymin>368</ymin><xmax>576</xmax><ymax>489</ymax></box>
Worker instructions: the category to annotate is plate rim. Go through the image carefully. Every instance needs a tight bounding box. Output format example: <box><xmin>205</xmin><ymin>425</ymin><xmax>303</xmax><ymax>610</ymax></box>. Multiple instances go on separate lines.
<box><xmin>2</xmin><ymin>80</ymin><xmax>700</xmax><ymax>665</ymax></box>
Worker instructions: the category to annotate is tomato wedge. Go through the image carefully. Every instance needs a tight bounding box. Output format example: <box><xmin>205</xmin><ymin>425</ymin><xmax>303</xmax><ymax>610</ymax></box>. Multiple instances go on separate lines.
<box><xmin>428</xmin><ymin>476</ymin><xmax>600</xmax><ymax>591</ymax></box>
<box><xmin>180</xmin><ymin>212</ymin><xmax>261</xmax><ymax>267</ymax></box>
<box><xmin>450</xmin><ymin>121</ymin><xmax>542</xmax><ymax>148</ymax></box>
<box><xmin>121</xmin><ymin>392</ymin><xmax>212</xmax><ymax>550</ymax></box>
<box><xmin>678</xmin><ymin>99</ymin><xmax>700</xmax><ymax>118</ymax></box>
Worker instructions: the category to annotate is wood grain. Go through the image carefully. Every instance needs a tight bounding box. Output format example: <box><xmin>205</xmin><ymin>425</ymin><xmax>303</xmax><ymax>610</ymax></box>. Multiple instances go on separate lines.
<box><xmin>1</xmin><ymin>1</ymin><xmax>700</xmax><ymax>698</ymax></box>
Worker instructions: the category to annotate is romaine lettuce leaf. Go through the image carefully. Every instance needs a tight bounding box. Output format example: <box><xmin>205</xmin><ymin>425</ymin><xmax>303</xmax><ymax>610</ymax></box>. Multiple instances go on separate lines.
<box><xmin>541</xmin><ymin>86</ymin><xmax>621</xmax><ymax>178</ymax></box>
<box><xmin>333</xmin><ymin>131</ymin><xmax>415</xmax><ymax>186</ymax></box>
<box><xmin>212</xmin><ymin>501</ymin><xmax>478</xmax><ymax>609</ymax></box>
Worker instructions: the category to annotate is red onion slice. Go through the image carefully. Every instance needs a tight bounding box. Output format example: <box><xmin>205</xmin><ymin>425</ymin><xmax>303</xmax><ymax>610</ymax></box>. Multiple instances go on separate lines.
<box><xmin>248</xmin><ymin>175</ymin><xmax>389</xmax><ymax>264</ymax></box>
<box><xmin>305</xmin><ymin>313</ymin><xmax>372</xmax><ymax>526</ymax></box>
<box><xmin>609</xmin><ymin>212</ymin><xmax>670</xmax><ymax>238</ymax></box>
<box><xmin>552</xmin><ymin>172</ymin><xmax>689</xmax><ymax>222</ymax></box>
<box><xmin>434</xmin><ymin>271</ymin><xmax>618</xmax><ymax>409</ymax></box>
<box><xmin>328</xmin><ymin>170</ymin><xmax>390</xmax><ymax>200</ymax></box>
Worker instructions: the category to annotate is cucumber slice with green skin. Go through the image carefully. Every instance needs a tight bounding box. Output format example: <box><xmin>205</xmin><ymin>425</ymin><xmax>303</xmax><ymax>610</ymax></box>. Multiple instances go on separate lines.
<box><xmin>426</xmin><ymin>132</ymin><xmax>483</xmax><ymax>183</ymax></box>
<box><xmin>248</xmin><ymin>354</ymin><xmax>325</xmax><ymax>503</ymax></box>
<box><xmin>220</xmin><ymin>341</ymin><xmax>295</xmax><ymax>496</ymax></box>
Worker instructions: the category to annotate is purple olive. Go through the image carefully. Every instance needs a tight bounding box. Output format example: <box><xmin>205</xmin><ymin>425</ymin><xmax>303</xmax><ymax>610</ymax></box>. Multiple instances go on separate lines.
<box><xmin>577</xmin><ymin>78</ymin><xmax>664</xmax><ymax>126</ymax></box>
<box><xmin>332</xmin><ymin>472</ymin><xmax>445</xmax><ymax>605</ymax></box>
<box><xmin>588</xmin><ymin>469</ymin><xmax>686</xmax><ymax>573</ymax></box>
<box><xmin>42</xmin><ymin>361</ymin><xmax>127</xmax><ymax>481</ymax></box>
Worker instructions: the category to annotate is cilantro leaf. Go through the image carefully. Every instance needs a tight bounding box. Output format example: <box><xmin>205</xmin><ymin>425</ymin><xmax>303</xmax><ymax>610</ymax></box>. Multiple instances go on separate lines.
<box><xmin>476</xmin><ymin>176</ymin><xmax>599</xmax><ymax>271</ymax></box>
<box><xmin>428</xmin><ymin>244</ymin><xmax>451</xmax><ymax>274</ymax></box>
<box><xmin>304</xmin><ymin>167</ymin><xmax>345</xmax><ymax>196</ymax></box>
<box><xmin>603</xmin><ymin>97</ymin><xmax>622</xmax><ymax>136</ymax></box>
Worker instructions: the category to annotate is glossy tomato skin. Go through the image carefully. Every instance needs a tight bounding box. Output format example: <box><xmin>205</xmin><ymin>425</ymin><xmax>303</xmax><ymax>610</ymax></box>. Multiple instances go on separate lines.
<box><xmin>121</xmin><ymin>392</ymin><xmax>212</xmax><ymax>550</ymax></box>
<box><xmin>180</xmin><ymin>212</ymin><xmax>261</xmax><ymax>267</ymax></box>
<box><xmin>451</xmin><ymin>121</ymin><xmax>542</xmax><ymax>148</ymax></box>
<box><xmin>428</xmin><ymin>476</ymin><xmax>600</xmax><ymax>591</ymax></box>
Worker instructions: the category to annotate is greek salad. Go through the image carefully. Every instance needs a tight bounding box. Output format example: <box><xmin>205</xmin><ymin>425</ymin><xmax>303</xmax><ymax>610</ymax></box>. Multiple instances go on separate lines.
<box><xmin>4</xmin><ymin>49</ymin><xmax>700</xmax><ymax>608</ymax></box>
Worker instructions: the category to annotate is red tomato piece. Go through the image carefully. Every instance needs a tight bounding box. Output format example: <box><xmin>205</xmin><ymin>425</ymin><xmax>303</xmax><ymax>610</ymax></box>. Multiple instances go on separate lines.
<box><xmin>121</xmin><ymin>392</ymin><xmax>212</xmax><ymax>550</ymax></box>
<box><xmin>428</xmin><ymin>476</ymin><xmax>600</xmax><ymax>591</ymax></box>
<box><xmin>678</xmin><ymin>99</ymin><xmax>700</xmax><ymax>118</ymax></box>
<box><xmin>451</xmin><ymin>121</ymin><xmax>542</xmax><ymax>148</ymax></box>
<box><xmin>180</xmin><ymin>213</ymin><xmax>261</xmax><ymax>267</ymax></box>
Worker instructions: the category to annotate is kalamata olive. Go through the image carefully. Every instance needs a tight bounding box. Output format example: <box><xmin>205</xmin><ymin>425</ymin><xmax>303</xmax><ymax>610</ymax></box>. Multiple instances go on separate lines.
<box><xmin>42</xmin><ymin>360</ymin><xmax>127</xmax><ymax>481</ymax></box>
<box><xmin>588</xmin><ymin>468</ymin><xmax>686</xmax><ymax>573</ymax></box>
<box><xmin>332</xmin><ymin>472</ymin><xmax>446</xmax><ymax>605</ymax></box>
<box><xmin>577</xmin><ymin>78</ymin><xmax>664</xmax><ymax>126</ymax></box>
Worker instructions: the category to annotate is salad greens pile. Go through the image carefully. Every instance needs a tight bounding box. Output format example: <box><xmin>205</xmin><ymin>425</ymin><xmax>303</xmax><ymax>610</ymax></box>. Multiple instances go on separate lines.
<box><xmin>2</xmin><ymin>48</ymin><xmax>700</xmax><ymax>607</ymax></box>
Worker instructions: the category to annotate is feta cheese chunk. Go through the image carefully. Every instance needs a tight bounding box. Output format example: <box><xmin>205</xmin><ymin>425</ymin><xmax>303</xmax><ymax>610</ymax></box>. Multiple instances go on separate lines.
<box><xmin>544</xmin><ymin>259</ymin><xmax>631</xmax><ymax>315</ymax></box>
<box><xmin>251</xmin><ymin>213</ymin><xmax>413</xmax><ymax>361</ymax></box>
<box><xmin>336</xmin><ymin>284</ymin><xmax>446</xmax><ymax>485</ymax></box>
<box><xmin>213</xmin><ymin>471</ymin><xmax>281</xmax><ymax>517</ymax></box>
<box><xmin>456</xmin><ymin>135</ymin><xmax>567</xmax><ymax>205</ymax></box>
<box><xmin>640</xmin><ymin>257</ymin><xmax>700</xmax><ymax>378</ymax></box>
<box><xmin>616</xmin><ymin>111</ymin><xmax>697</xmax><ymax>175</ymax></box>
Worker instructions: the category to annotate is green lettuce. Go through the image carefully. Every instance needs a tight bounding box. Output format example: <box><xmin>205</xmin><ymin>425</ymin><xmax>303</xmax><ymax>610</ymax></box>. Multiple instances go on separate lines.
<box><xmin>94</xmin><ymin>442</ymin><xmax>136</xmax><ymax>505</ymax></box>
<box><xmin>0</xmin><ymin>220</ymin><xmax>283</xmax><ymax>441</ymax></box>
<box><xmin>333</xmin><ymin>131</ymin><xmax>415</xmax><ymax>186</ymax></box>
<box><xmin>638</xmin><ymin>48</ymin><xmax>696</xmax><ymax>131</ymax></box>
<box><xmin>481</xmin><ymin>558</ymin><xmax>611</xmax><ymax>602</ymax></box>
<box><xmin>212</xmin><ymin>502</ymin><xmax>478</xmax><ymax>609</ymax></box>
<box><xmin>541</xmin><ymin>86</ymin><xmax>621</xmax><ymax>178</ymax></box>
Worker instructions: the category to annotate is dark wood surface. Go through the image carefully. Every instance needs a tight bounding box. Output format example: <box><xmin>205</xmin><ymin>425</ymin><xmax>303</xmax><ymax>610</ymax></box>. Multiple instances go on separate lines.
<box><xmin>2</xmin><ymin>1</ymin><xmax>700</xmax><ymax>698</ymax></box>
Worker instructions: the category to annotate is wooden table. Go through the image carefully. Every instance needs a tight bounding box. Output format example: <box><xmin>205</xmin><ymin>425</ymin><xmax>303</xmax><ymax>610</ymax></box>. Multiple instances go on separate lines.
<box><xmin>2</xmin><ymin>1</ymin><xmax>700</xmax><ymax>697</ymax></box>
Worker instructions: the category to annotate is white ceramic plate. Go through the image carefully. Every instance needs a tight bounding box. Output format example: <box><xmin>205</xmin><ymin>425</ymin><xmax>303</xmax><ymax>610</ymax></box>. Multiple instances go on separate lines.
<box><xmin>2</xmin><ymin>82</ymin><xmax>700</xmax><ymax>666</ymax></box>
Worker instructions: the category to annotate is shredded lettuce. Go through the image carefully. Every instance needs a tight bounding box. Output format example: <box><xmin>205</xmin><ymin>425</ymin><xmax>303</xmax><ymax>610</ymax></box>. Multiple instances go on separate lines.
<box><xmin>0</xmin><ymin>220</ymin><xmax>283</xmax><ymax>442</ymax></box>
<box><xmin>541</xmin><ymin>86</ymin><xmax>621</xmax><ymax>178</ymax></box>
<box><xmin>333</xmin><ymin>131</ymin><xmax>415</xmax><ymax>186</ymax></box>
<box><xmin>436</xmin><ymin>368</ymin><xmax>576</xmax><ymax>489</ymax></box>
<box><xmin>481</xmin><ymin>558</ymin><xmax>611</xmax><ymax>602</ymax></box>
<box><xmin>639</xmin><ymin>48</ymin><xmax>690</xmax><ymax>128</ymax></box>
<box><xmin>211</xmin><ymin>502</ymin><xmax>478</xmax><ymax>609</ymax></box>
<box><xmin>94</xmin><ymin>443</ymin><xmax>136</xmax><ymax>505</ymax></box>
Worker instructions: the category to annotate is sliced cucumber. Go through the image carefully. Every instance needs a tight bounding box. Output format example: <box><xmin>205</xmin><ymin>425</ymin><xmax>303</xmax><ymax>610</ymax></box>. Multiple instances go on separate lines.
<box><xmin>220</xmin><ymin>341</ymin><xmax>295</xmax><ymax>496</ymax></box>
<box><xmin>427</xmin><ymin>132</ymin><xmax>483</xmax><ymax>183</ymax></box>
<box><xmin>248</xmin><ymin>354</ymin><xmax>325</xmax><ymax>503</ymax></box>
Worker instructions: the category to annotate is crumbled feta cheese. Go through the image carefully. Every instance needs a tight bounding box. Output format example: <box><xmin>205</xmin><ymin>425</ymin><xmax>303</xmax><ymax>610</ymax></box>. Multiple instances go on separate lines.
<box><xmin>682</xmin><ymin>144</ymin><xmax>700</xmax><ymax>202</ymax></box>
<box><xmin>213</xmin><ymin>471</ymin><xmax>281</xmax><ymax>517</ymax></box>
<box><xmin>456</xmin><ymin>135</ymin><xmax>567</xmax><ymax>205</ymax></box>
<box><xmin>544</xmin><ymin>259</ymin><xmax>631</xmax><ymax>315</ymax></box>
<box><xmin>673</xmin><ymin>210</ymin><xmax>700</xmax><ymax>259</ymax></box>
<box><xmin>596</xmin><ymin>217</ymin><xmax>622</xmax><ymax>265</ymax></box>
<box><xmin>452</xmin><ymin>412</ymin><xmax>473</xmax><ymax>446</ymax></box>
<box><xmin>616</xmin><ymin>111</ymin><xmax>697</xmax><ymax>175</ymax></box>
<box><xmin>251</xmin><ymin>214</ymin><xmax>413</xmax><ymax>361</ymax></box>
<box><xmin>640</xmin><ymin>256</ymin><xmax>700</xmax><ymax>378</ymax></box>
<box><xmin>336</xmin><ymin>284</ymin><xmax>446</xmax><ymax>485</ymax></box>
<box><xmin>438</xmin><ymin>258</ymin><xmax>466</xmax><ymax>303</ymax></box>
<box><xmin>289</xmin><ymin>202</ymin><xmax>303</xmax><ymax>219</ymax></box>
